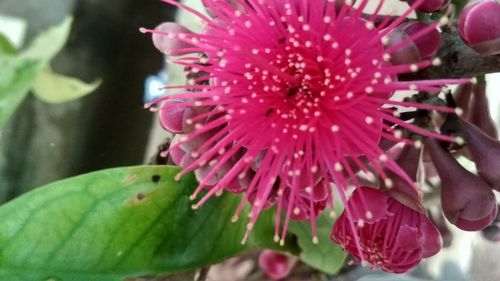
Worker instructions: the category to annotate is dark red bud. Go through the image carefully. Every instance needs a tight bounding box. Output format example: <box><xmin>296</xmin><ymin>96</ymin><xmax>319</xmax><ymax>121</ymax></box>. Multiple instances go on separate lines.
<box><xmin>425</xmin><ymin>138</ymin><xmax>497</xmax><ymax>231</ymax></box>
<box><xmin>470</xmin><ymin>81</ymin><xmax>498</xmax><ymax>139</ymax></box>
<box><xmin>462</xmin><ymin>120</ymin><xmax>500</xmax><ymax>191</ymax></box>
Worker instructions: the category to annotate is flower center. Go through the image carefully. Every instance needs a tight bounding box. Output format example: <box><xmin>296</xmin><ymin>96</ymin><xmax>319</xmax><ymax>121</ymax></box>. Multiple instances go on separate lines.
<box><xmin>361</xmin><ymin>236</ymin><xmax>387</xmax><ymax>267</ymax></box>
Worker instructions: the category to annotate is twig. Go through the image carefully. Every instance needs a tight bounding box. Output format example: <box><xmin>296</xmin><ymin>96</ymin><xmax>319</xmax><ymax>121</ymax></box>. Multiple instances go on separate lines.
<box><xmin>194</xmin><ymin>267</ymin><xmax>210</xmax><ymax>281</ymax></box>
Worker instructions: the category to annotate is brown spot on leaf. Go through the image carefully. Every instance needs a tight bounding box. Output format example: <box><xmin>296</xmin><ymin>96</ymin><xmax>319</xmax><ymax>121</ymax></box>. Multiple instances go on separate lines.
<box><xmin>126</xmin><ymin>192</ymin><xmax>149</xmax><ymax>206</ymax></box>
<box><xmin>124</xmin><ymin>174</ymin><xmax>137</xmax><ymax>184</ymax></box>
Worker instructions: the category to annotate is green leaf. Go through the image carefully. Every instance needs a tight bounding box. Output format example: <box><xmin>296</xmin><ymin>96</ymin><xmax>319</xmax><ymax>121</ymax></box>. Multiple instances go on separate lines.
<box><xmin>0</xmin><ymin>33</ymin><xmax>16</xmax><ymax>55</ymax></box>
<box><xmin>0</xmin><ymin>17</ymin><xmax>73</xmax><ymax>128</ymax></box>
<box><xmin>0</xmin><ymin>57</ymin><xmax>42</xmax><ymax>128</ymax></box>
<box><xmin>453</xmin><ymin>0</ymin><xmax>469</xmax><ymax>18</ymax></box>
<box><xmin>288</xmin><ymin>210</ymin><xmax>347</xmax><ymax>275</ymax></box>
<box><xmin>0</xmin><ymin>165</ymin><xmax>298</xmax><ymax>281</ymax></box>
<box><xmin>32</xmin><ymin>66</ymin><xmax>101</xmax><ymax>103</ymax></box>
<box><xmin>21</xmin><ymin>17</ymin><xmax>72</xmax><ymax>64</ymax></box>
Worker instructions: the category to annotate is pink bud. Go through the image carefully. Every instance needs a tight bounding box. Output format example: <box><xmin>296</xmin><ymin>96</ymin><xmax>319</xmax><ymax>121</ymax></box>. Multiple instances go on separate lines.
<box><xmin>405</xmin><ymin>22</ymin><xmax>441</xmax><ymax>59</ymax></box>
<box><xmin>405</xmin><ymin>0</ymin><xmax>449</xmax><ymax>12</ymax></box>
<box><xmin>458</xmin><ymin>0</ymin><xmax>500</xmax><ymax>55</ymax></box>
<box><xmin>258</xmin><ymin>250</ymin><xmax>296</xmax><ymax>280</ymax></box>
<box><xmin>159</xmin><ymin>100</ymin><xmax>191</xmax><ymax>133</ymax></box>
<box><xmin>170</xmin><ymin>134</ymin><xmax>197</xmax><ymax>168</ymax></box>
<box><xmin>387</xmin><ymin>22</ymin><xmax>441</xmax><ymax>65</ymax></box>
<box><xmin>462</xmin><ymin>120</ymin><xmax>500</xmax><ymax>191</ymax></box>
<box><xmin>425</xmin><ymin>138</ymin><xmax>498</xmax><ymax>231</ymax></box>
<box><xmin>470</xmin><ymin>81</ymin><xmax>498</xmax><ymax>139</ymax></box>
<box><xmin>387</xmin><ymin>25</ymin><xmax>421</xmax><ymax>65</ymax></box>
<box><xmin>151</xmin><ymin>22</ymin><xmax>194</xmax><ymax>55</ymax></box>
<box><xmin>169</xmin><ymin>144</ymin><xmax>185</xmax><ymax>166</ymax></box>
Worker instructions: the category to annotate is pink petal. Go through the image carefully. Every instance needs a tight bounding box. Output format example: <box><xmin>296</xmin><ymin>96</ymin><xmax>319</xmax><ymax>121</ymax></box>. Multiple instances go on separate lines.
<box><xmin>152</xmin><ymin>22</ymin><xmax>195</xmax><ymax>55</ymax></box>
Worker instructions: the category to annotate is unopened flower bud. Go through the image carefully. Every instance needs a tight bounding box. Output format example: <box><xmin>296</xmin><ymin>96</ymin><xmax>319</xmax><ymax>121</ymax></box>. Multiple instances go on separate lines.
<box><xmin>462</xmin><ymin>120</ymin><xmax>500</xmax><ymax>191</ymax></box>
<box><xmin>159</xmin><ymin>101</ymin><xmax>191</xmax><ymax>133</ymax></box>
<box><xmin>470</xmin><ymin>80</ymin><xmax>498</xmax><ymax>139</ymax></box>
<box><xmin>405</xmin><ymin>22</ymin><xmax>442</xmax><ymax>60</ymax></box>
<box><xmin>169</xmin><ymin>134</ymin><xmax>198</xmax><ymax>168</ymax></box>
<box><xmin>425</xmin><ymin>138</ymin><xmax>498</xmax><ymax>231</ymax></box>
<box><xmin>150</xmin><ymin>22</ymin><xmax>194</xmax><ymax>55</ymax></box>
<box><xmin>258</xmin><ymin>250</ymin><xmax>296</xmax><ymax>280</ymax></box>
<box><xmin>387</xmin><ymin>22</ymin><xmax>441</xmax><ymax>65</ymax></box>
<box><xmin>458</xmin><ymin>0</ymin><xmax>500</xmax><ymax>55</ymax></box>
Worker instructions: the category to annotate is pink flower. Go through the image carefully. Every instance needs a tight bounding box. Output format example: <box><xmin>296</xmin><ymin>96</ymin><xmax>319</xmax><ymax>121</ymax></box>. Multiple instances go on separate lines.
<box><xmin>332</xmin><ymin>187</ymin><xmax>442</xmax><ymax>273</ymax></box>
<box><xmin>142</xmin><ymin>0</ymin><xmax>466</xmax><ymax>247</ymax></box>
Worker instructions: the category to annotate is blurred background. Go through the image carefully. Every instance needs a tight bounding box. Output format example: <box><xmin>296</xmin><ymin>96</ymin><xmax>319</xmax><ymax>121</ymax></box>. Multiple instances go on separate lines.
<box><xmin>0</xmin><ymin>0</ymin><xmax>176</xmax><ymax>201</ymax></box>
<box><xmin>0</xmin><ymin>1</ymin><xmax>499</xmax><ymax>281</ymax></box>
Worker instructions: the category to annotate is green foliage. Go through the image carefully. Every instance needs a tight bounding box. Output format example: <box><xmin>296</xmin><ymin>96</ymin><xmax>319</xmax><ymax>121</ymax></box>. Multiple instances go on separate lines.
<box><xmin>20</xmin><ymin>17</ymin><xmax>72</xmax><ymax>65</ymax></box>
<box><xmin>289</xmin><ymin>210</ymin><xmax>347</xmax><ymax>275</ymax></box>
<box><xmin>453</xmin><ymin>0</ymin><xmax>469</xmax><ymax>17</ymax></box>
<box><xmin>33</xmin><ymin>66</ymin><xmax>102</xmax><ymax>103</ymax></box>
<box><xmin>0</xmin><ymin>166</ymin><xmax>298</xmax><ymax>281</ymax></box>
<box><xmin>0</xmin><ymin>33</ymin><xmax>16</xmax><ymax>55</ymax></box>
<box><xmin>0</xmin><ymin>56</ymin><xmax>41</xmax><ymax>127</ymax></box>
<box><xmin>0</xmin><ymin>17</ymin><xmax>100</xmax><ymax>129</ymax></box>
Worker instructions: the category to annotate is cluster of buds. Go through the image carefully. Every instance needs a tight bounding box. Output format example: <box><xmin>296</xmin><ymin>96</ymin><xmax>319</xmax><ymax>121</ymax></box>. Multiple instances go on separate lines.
<box><xmin>429</xmin><ymin>79</ymin><xmax>499</xmax><ymax>232</ymax></box>
<box><xmin>143</xmin><ymin>0</ymin><xmax>498</xmax><ymax>275</ymax></box>
<box><xmin>400</xmin><ymin>0</ymin><xmax>500</xmax><ymax>55</ymax></box>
